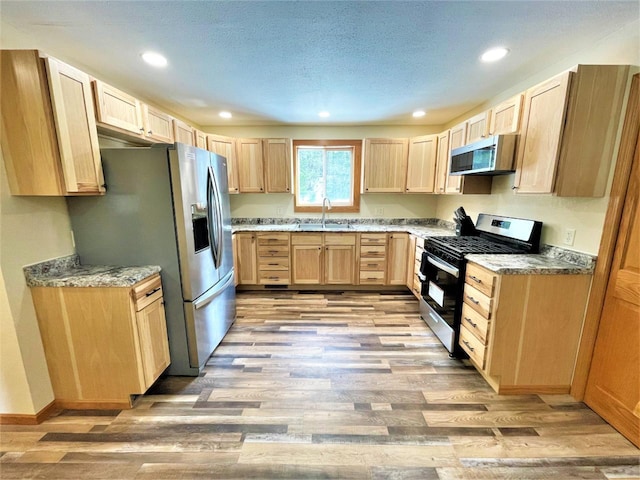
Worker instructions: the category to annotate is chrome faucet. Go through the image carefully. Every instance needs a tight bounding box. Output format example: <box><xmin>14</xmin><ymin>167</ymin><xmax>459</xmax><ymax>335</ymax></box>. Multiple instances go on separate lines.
<box><xmin>321</xmin><ymin>197</ymin><xmax>332</xmax><ymax>227</ymax></box>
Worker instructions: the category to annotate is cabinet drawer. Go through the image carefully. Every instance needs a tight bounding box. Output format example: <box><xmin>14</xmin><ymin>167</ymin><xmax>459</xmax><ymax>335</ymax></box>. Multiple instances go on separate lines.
<box><xmin>259</xmin><ymin>270</ymin><xmax>290</xmax><ymax>284</ymax></box>
<box><xmin>461</xmin><ymin>304</ymin><xmax>490</xmax><ymax>344</ymax></box>
<box><xmin>132</xmin><ymin>274</ymin><xmax>163</xmax><ymax>312</ymax></box>
<box><xmin>359</xmin><ymin>271</ymin><xmax>385</xmax><ymax>284</ymax></box>
<box><xmin>257</xmin><ymin>245</ymin><xmax>290</xmax><ymax>257</ymax></box>
<box><xmin>466</xmin><ymin>263</ymin><xmax>497</xmax><ymax>297</ymax></box>
<box><xmin>360</xmin><ymin>246</ymin><xmax>386</xmax><ymax>258</ymax></box>
<box><xmin>463</xmin><ymin>284</ymin><xmax>493</xmax><ymax>319</ymax></box>
<box><xmin>360</xmin><ymin>258</ymin><xmax>386</xmax><ymax>271</ymax></box>
<box><xmin>360</xmin><ymin>233</ymin><xmax>387</xmax><ymax>245</ymax></box>
<box><xmin>291</xmin><ymin>233</ymin><xmax>323</xmax><ymax>245</ymax></box>
<box><xmin>459</xmin><ymin>325</ymin><xmax>486</xmax><ymax>369</ymax></box>
<box><xmin>324</xmin><ymin>233</ymin><xmax>356</xmax><ymax>245</ymax></box>
<box><xmin>412</xmin><ymin>275</ymin><xmax>422</xmax><ymax>297</ymax></box>
<box><xmin>257</xmin><ymin>233</ymin><xmax>289</xmax><ymax>245</ymax></box>
<box><xmin>258</xmin><ymin>257</ymin><xmax>289</xmax><ymax>271</ymax></box>
<box><xmin>415</xmin><ymin>246</ymin><xmax>424</xmax><ymax>262</ymax></box>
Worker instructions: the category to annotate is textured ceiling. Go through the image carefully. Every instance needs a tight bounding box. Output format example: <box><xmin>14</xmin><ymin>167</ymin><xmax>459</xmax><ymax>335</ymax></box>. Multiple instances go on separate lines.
<box><xmin>0</xmin><ymin>1</ymin><xmax>638</xmax><ymax>126</ymax></box>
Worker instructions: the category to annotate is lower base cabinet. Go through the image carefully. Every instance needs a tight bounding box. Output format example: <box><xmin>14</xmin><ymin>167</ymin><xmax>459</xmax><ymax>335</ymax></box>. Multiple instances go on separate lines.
<box><xmin>30</xmin><ymin>274</ymin><xmax>170</xmax><ymax>409</ymax></box>
<box><xmin>291</xmin><ymin>233</ymin><xmax>357</xmax><ymax>285</ymax></box>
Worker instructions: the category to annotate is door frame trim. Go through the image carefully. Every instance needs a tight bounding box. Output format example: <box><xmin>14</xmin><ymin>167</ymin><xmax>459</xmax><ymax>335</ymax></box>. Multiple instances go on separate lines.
<box><xmin>571</xmin><ymin>73</ymin><xmax>640</xmax><ymax>400</ymax></box>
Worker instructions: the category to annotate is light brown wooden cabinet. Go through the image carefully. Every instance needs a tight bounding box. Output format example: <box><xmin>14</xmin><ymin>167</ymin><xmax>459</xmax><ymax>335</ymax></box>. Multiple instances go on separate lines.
<box><xmin>460</xmin><ymin>262</ymin><xmax>592</xmax><ymax>394</ymax></box>
<box><xmin>406</xmin><ymin>135</ymin><xmax>438</xmax><ymax>193</ymax></box>
<box><xmin>514</xmin><ymin>65</ymin><xmax>628</xmax><ymax>196</ymax></box>
<box><xmin>173</xmin><ymin>119</ymin><xmax>195</xmax><ymax>146</ymax></box>
<box><xmin>263</xmin><ymin>138</ymin><xmax>292</xmax><ymax>193</ymax></box>
<box><xmin>30</xmin><ymin>274</ymin><xmax>170</xmax><ymax>408</ymax></box>
<box><xmin>363</xmin><ymin>138</ymin><xmax>409</xmax><ymax>193</ymax></box>
<box><xmin>489</xmin><ymin>94</ymin><xmax>523</xmax><ymax>135</ymax></box>
<box><xmin>386</xmin><ymin>233</ymin><xmax>409</xmax><ymax>285</ymax></box>
<box><xmin>434</xmin><ymin>130</ymin><xmax>450</xmax><ymax>194</ymax></box>
<box><xmin>0</xmin><ymin>50</ymin><xmax>105</xmax><ymax>196</ymax></box>
<box><xmin>324</xmin><ymin>234</ymin><xmax>357</xmax><ymax>285</ymax></box>
<box><xmin>234</xmin><ymin>233</ymin><xmax>258</xmax><ymax>285</ymax></box>
<box><xmin>93</xmin><ymin>79</ymin><xmax>145</xmax><ymax>136</ymax></box>
<box><xmin>290</xmin><ymin>233</ymin><xmax>356</xmax><ymax>285</ymax></box>
<box><xmin>208</xmin><ymin>134</ymin><xmax>240</xmax><ymax>194</ymax></box>
<box><xmin>142</xmin><ymin>104</ymin><xmax>174</xmax><ymax>143</ymax></box>
<box><xmin>445</xmin><ymin>123</ymin><xmax>467</xmax><ymax>194</ymax></box>
<box><xmin>257</xmin><ymin>233</ymin><xmax>290</xmax><ymax>285</ymax></box>
<box><xmin>291</xmin><ymin>234</ymin><xmax>323</xmax><ymax>284</ymax></box>
<box><xmin>466</xmin><ymin>110</ymin><xmax>492</xmax><ymax>144</ymax></box>
<box><xmin>194</xmin><ymin>129</ymin><xmax>207</xmax><ymax>149</ymax></box>
<box><xmin>236</xmin><ymin>138</ymin><xmax>265</xmax><ymax>193</ymax></box>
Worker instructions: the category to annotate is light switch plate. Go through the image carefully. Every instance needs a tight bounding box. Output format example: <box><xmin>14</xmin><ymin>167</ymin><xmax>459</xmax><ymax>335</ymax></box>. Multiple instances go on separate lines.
<box><xmin>374</xmin><ymin>207</ymin><xmax>384</xmax><ymax>216</ymax></box>
<box><xmin>276</xmin><ymin>207</ymin><xmax>284</xmax><ymax>215</ymax></box>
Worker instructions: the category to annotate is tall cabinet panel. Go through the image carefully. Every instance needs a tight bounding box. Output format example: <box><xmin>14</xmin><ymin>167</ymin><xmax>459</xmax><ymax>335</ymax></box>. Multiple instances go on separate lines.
<box><xmin>236</xmin><ymin>138</ymin><xmax>265</xmax><ymax>193</ymax></box>
<box><xmin>445</xmin><ymin>123</ymin><xmax>467</xmax><ymax>193</ymax></box>
<box><xmin>209</xmin><ymin>134</ymin><xmax>240</xmax><ymax>193</ymax></box>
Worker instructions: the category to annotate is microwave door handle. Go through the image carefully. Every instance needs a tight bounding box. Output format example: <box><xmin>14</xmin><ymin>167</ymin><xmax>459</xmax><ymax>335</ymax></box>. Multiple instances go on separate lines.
<box><xmin>207</xmin><ymin>166</ymin><xmax>218</xmax><ymax>268</ymax></box>
<box><xmin>427</xmin><ymin>254</ymin><xmax>459</xmax><ymax>278</ymax></box>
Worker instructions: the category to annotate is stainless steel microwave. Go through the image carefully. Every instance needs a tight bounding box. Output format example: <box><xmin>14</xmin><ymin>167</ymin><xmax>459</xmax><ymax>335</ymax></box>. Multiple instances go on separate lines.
<box><xmin>449</xmin><ymin>134</ymin><xmax>517</xmax><ymax>175</ymax></box>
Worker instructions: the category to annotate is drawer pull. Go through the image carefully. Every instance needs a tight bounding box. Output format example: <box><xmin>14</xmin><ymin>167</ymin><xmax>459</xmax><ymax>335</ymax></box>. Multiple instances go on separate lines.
<box><xmin>464</xmin><ymin>317</ymin><xmax>477</xmax><ymax>328</ymax></box>
<box><xmin>467</xmin><ymin>295</ymin><xmax>480</xmax><ymax>305</ymax></box>
<box><xmin>268</xmin><ymin>250</ymin><xmax>278</xmax><ymax>254</ymax></box>
<box><xmin>463</xmin><ymin>340</ymin><xmax>475</xmax><ymax>352</ymax></box>
<box><xmin>268</xmin><ymin>263</ymin><xmax>279</xmax><ymax>266</ymax></box>
<box><xmin>145</xmin><ymin>287</ymin><xmax>161</xmax><ymax>297</ymax></box>
<box><xmin>469</xmin><ymin>275</ymin><xmax>482</xmax><ymax>284</ymax></box>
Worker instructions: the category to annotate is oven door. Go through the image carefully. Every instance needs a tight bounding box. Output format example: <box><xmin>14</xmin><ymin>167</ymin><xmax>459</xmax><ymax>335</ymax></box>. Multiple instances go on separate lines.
<box><xmin>420</xmin><ymin>252</ymin><xmax>461</xmax><ymax>329</ymax></box>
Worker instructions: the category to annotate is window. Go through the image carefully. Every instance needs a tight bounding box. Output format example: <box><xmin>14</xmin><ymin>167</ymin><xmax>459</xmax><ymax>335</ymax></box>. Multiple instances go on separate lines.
<box><xmin>293</xmin><ymin>140</ymin><xmax>361</xmax><ymax>213</ymax></box>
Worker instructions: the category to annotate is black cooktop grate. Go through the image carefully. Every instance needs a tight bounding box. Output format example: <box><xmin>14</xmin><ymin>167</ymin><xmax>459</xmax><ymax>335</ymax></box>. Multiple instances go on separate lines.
<box><xmin>426</xmin><ymin>235</ymin><xmax>526</xmax><ymax>256</ymax></box>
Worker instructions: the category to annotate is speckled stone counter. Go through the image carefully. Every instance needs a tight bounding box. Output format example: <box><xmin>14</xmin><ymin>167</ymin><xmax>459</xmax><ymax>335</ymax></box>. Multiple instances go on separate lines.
<box><xmin>24</xmin><ymin>254</ymin><xmax>161</xmax><ymax>288</ymax></box>
<box><xmin>465</xmin><ymin>253</ymin><xmax>594</xmax><ymax>275</ymax></box>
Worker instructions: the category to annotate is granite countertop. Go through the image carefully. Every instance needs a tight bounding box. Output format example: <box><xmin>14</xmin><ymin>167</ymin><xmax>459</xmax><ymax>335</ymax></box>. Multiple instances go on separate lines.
<box><xmin>466</xmin><ymin>252</ymin><xmax>595</xmax><ymax>275</ymax></box>
<box><xmin>24</xmin><ymin>255</ymin><xmax>161</xmax><ymax>288</ymax></box>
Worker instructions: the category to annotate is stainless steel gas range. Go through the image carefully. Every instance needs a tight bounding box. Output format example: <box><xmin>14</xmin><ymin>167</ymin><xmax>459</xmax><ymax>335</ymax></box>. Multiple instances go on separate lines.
<box><xmin>418</xmin><ymin>213</ymin><xmax>542</xmax><ymax>357</ymax></box>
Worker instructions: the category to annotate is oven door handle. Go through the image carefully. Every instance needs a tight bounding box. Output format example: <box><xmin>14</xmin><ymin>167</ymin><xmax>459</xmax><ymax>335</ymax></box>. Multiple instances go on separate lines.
<box><xmin>426</xmin><ymin>254</ymin><xmax>459</xmax><ymax>278</ymax></box>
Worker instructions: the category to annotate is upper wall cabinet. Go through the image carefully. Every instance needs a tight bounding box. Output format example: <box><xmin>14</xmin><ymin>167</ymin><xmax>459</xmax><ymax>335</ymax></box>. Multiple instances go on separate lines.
<box><xmin>208</xmin><ymin>134</ymin><xmax>239</xmax><ymax>194</ymax></box>
<box><xmin>489</xmin><ymin>94</ymin><xmax>523</xmax><ymax>135</ymax></box>
<box><xmin>514</xmin><ymin>65</ymin><xmax>628</xmax><ymax>196</ymax></box>
<box><xmin>466</xmin><ymin>110</ymin><xmax>492</xmax><ymax>144</ymax></box>
<box><xmin>194</xmin><ymin>130</ymin><xmax>207</xmax><ymax>149</ymax></box>
<box><xmin>142</xmin><ymin>104</ymin><xmax>174</xmax><ymax>143</ymax></box>
<box><xmin>92</xmin><ymin>79</ymin><xmax>145</xmax><ymax>137</ymax></box>
<box><xmin>406</xmin><ymin>135</ymin><xmax>438</xmax><ymax>193</ymax></box>
<box><xmin>434</xmin><ymin>130</ymin><xmax>450</xmax><ymax>194</ymax></box>
<box><xmin>263</xmin><ymin>138</ymin><xmax>292</xmax><ymax>193</ymax></box>
<box><xmin>173</xmin><ymin>119</ymin><xmax>194</xmax><ymax>146</ymax></box>
<box><xmin>1</xmin><ymin>50</ymin><xmax>104</xmax><ymax>196</ymax></box>
<box><xmin>363</xmin><ymin>138</ymin><xmax>409</xmax><ymax>193</ymax></box>
<box><xmin>236</xmin><ymin>138</ymin><xmax>265</xmax><ymax>193</ymax></box>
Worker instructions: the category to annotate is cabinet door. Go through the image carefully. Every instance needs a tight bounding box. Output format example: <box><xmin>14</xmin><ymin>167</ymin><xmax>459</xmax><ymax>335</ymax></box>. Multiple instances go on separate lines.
<box><xmin>406</xmin><ymin>235</ymin><xmax>417</xmax><ymax>289</ymax></box>
<box><xmin>466</xmin><ymin>110</ymin><xmax>491</xmax><ymax>144</ymax></box>
<box><xmin>142</xmin><ymin>104</ymin><xmax>174</xmax><ymax>143</ymax></box>
<box><xmin>406</xmin><ymin>135</ymin><xmax>437</xmax><ymax>193</ymax></box>
<box><xmin>236</xmin><ymin>233</ymin><xmax>258</xmax><ymax>284</ymax></box>
<box><xmin>363</xmin><ymin>138</ymin><xmax>408</xmax><ymax>193</ymax></box>
<box><xmin>325</xmin><ymin>245</ymin><xmax>355</xmax><ymax>284</ymax></box>
<box><xmin>92</xmin><ymin>80</ymin><xmax>144</xmax><ymax>135</ymax></box>
<box><xmin>173</xmin><ymin>119</ymin><xmax>194</xmax><ymax>146</ymax></box>
<box><xmin>263</xmin><ymin>138</ymin><xmax>292</xmax><ymax>193</ymax></box>
<box><xmin>135</xmin><ymin>298</ymin><xmax>170</xmax><ymax>389</ymax></box>
<box><xmin>490</xmin><ymin>94</ymin><xmax>523</xmax><ymax>135</ymax></box>
<box><xmin>514</xmin><ymin>71</ymin><xmax>572</xmax><ymax>194</ymax></box>
<box><xmin>236</xmin><ymin>138</ymin><xmax>265</xmax><ymax>193</ymax></box>
<box><xmin>445</xmin><ymin>123</ymin><xmax>467</xmax><ymax>193</ymax></box>
<box><xmin>209</xmin><ymin>134</ymin><xmax>240</xmax><ymax>194</ymax></box>
<box><xmin>45</xmin><ymin>56</ymin><xmax>104</xmax><ymax>194</ymax></box>
<box><xmin>194</xmin><ymin>129</ymin><xmax>207</xmax><ymax>149</ymax></box>
<box><xmin>386</xmin><ymin>233</ymin><xmax>408</xmax><ymax>285</ymax></box>
<box><xmin>292</xmin><ymin>245</ymin><xmax>323</xmax><ymax>284</ymax></box>
<box><xmin>434</xmin><ymin>130</ymin><xmax>450</xmax><ymax>194</ymax></box>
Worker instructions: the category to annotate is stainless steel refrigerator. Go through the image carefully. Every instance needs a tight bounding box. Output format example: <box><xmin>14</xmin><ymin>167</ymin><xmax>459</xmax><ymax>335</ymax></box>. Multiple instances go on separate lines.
<box><xmin>67</xmin><ymin>143</ymin><xmax>235</xmax><ymax>376</ymax></box>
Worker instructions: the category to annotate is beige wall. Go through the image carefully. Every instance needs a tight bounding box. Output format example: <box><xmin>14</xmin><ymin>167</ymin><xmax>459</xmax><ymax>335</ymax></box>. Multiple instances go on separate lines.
<box><xmin>0</xmin><ymin>152</ymin><xmax>74</xmax><ymax>414</ymax></box>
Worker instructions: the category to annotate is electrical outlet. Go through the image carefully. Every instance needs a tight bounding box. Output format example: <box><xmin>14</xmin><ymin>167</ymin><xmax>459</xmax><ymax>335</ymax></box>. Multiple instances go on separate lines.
<box><xmin>374</xmin><ymin>207</ymin><xmax>384</xmax><ymax>216</ymax></box>
<box><xmin>276</xmin><ymin>207</ymin><xmax>284</xmax><ymax>216</ymax></box>
<box><xmin>563</xmin><ymin>228</ymin><xmax>576</xmax><ymax>246</ymax></box>
<box><xmin>70</xmin><ymin>230</ymin><xmax>75</xmax><ymax>248</ymax></box>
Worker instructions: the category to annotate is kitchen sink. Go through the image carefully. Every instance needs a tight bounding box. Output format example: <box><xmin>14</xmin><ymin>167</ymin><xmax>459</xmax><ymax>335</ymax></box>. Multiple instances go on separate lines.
<box><xmin>297</xmin><ymin>223</ymin><xmax>352</xmax><ymax>231</ymax></box>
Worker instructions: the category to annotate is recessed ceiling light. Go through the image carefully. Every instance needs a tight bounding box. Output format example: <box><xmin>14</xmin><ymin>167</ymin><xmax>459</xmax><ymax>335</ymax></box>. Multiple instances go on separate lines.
<box><xmin>219</xmin><ymin>111</ymin><xmax>232</xmax><ymax>119</ymax></box>
<box><xmin>480</xmin><ymin>47</ymin><xmax>509</xmax><ymax>63</ymax></box>
<box><xmin>412</xmin><ymin>110</ymin><xmax>426</xmax><ymax>118</ymax></box>
<box><xmin>318</xmin><ymin>111</ymin><xmax>330</xmax><ymax>118</ymax></box>
<box><xmin>141</xmin><ymin>51</ymin><xmax>167</xmax><ymax>68</ymax></box>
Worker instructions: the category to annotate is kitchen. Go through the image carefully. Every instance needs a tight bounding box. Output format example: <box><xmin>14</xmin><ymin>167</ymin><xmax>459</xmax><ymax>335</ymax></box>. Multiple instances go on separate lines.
<box><xmin>1</xmin><ymin>1</ymin><xmax>639</xmax><ymax>478</ymax></box>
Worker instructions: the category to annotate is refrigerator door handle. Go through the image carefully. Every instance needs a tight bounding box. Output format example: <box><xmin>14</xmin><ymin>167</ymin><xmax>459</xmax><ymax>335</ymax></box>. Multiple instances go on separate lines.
<box><xmin>206</xmin><ymin>166</ymin><xmax>220</xmax><ymax>268</ymax></box>
<box><xmin>193</xmin><ymin>272</ymin><xmax>235</xmax><ymax>310</ymax></box>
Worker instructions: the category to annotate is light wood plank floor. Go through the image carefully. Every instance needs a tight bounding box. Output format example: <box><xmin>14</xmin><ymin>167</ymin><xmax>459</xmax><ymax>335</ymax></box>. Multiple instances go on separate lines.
<box><xmin>1</xmin><ymin>291</ymin><xmax>638</xmax><ymax>479</ymax></box>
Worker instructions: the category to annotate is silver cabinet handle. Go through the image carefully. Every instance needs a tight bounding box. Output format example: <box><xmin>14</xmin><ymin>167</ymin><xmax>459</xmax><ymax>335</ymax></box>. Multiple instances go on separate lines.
<box><xmin>469</xmin><ymin>275</ymin><xmax>482</xmax><ymax>284</ymax></box>
<box><xmin>463</xmin><ymin>340</ymin><xmax>475</xmax><ymax>352</ymax></box>
<box><xmin>464</xmin><ymin>317</ymin><xmax>477</xmax><ymax>328</ymax></box>
<box><xmin>467</xmin><ymin>295</ymin><xmax>480</xmax><ymax>305</ymax></box>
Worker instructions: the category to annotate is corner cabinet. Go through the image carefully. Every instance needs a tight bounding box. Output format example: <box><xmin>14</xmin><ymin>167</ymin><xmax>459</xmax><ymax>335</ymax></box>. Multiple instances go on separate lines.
<box><xmin>0</xmin><ymin>50</ymin><xmax>104</xmax><ymax>196</ymax></box>
<box><xmin>514</xmin><ymin>65</ymin><xmax>629</xmax><ymax>196</ymax></box>
<box><xmin>363</xmin><ymin>138</ymin><xmax>409</xmax><ymax>193</ymax></box>
<box><xmin>30</xmin><ymin>274</ymin><xmax>170</xmax><ymax>409</ymax></box>
<box><xmin>460</xmin><ymin>263</ymin><xmax>591</xmax><ymax>394</ymax></box>
<box><xmin>406</xmin><ymin>135</ymin><xmax>438</xmax><ymax>193</ymax></box>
